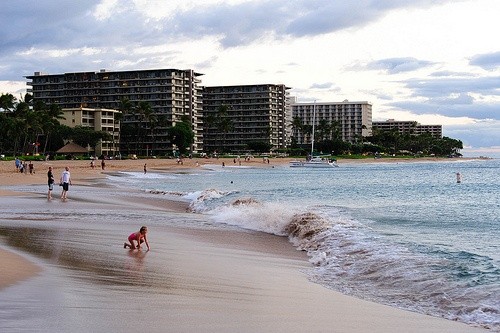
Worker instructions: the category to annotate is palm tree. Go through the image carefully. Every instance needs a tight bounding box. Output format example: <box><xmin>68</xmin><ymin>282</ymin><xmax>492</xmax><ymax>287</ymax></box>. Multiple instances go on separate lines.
<box><xmin>289</xmin><ymin>116</ymin><xmax>303</xmax><ymax>145</ymax></box>
<box><xmin>12</xmin><ymin>99</ymin><xmax>37</xmax><ymax>154</ymax></box>
<box><xmin>0</xmin><ymin>93</ymin><xmax>16</xmax><ymax>112</ymax></box>
<box><xmin>0</xmin><ymin>93</ymin><xmax>19</xmax><ymax>154</ymax></box>
<box><xmin>118</xmin><ymin>98</ymin><xmax>132</xmax><ymax>154</ymax></box>
<box><xmin>360</xmin><ymin>124</ymin><xmax>367</xmax><ymax>144</ymax></box>
<box><xmin>218</xmin><ymin>116</ymin><xmax>234</xmax><ymax>153</ymax></box>
<box><xmin>134</xmin><ymin>101</ymin><xmax>152</xmax><ymax>155</ymax></box>
<box><xmin>330</xmin><ymin>120</ymin><xmax>342</xmax><ymax>141</ymax></box>
<box><xmin>0</xmin><ymin>113</ymin><xmax>18</xmax><ymax>154</ymax></box>
<box><xmin>39</xmin><ymin>103</ymin><xmax>65</xmax><ymax>154</ymax></box>
<box><xmin>143</xmin><ymin>106</ymin><xmax>157</xmax><ymax>155</ymax></box>
<box><xmin>316</xmin><ymin>119</ymin><xmax>332</xmax><ymax>141</ymax></box>
<box><xmin>302</xmin><ymin>124</ymin><xmax>313</xmax><ymax>147</ymax></box>
<box><xmin>209</xmin><ymin>105</ymin><xmax>234</xmax><ymax>153</ymax></box>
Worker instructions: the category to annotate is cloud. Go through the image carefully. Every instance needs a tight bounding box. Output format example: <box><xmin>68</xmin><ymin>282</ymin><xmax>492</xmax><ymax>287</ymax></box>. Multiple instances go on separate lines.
<box><xmin>389</xmin><ymin>100</ymin><xmax>500</xmax><ymax>120</ymax></box>
<box><xmin>0</xmin><ymin>0</ymin><xmax>469</xmax><ymax>91</ymax></box>
<box><xmin>0</xmin><ymin>0</ymin><xmax>456</xmax><ymax>72</ymax></box>
<box><xmin>281</xmin><ymin>1</ymin><xmax>451</xmax><ymax>38</ymax></box>
<box><xmin>445</xmin><ymin>119</ymin><xmax>500</xmax><ymax>148</ymax></box>
<box><xmin>195</xmin><ymin>56</ymin><xmax>218</xmax><ymax>70</ymax></box>
<box><xmin>361</xmin><ymin>89</ymin><xmax>393</xmax><ymax>101</ymax></box>
<box><xmin>361</xmin><ymin>57</ymin><xmax>436</xmax><ymax>74</ymax></box>
<box><xmin>430</xmin><ymin>93</ymin><xmax>475</xmax><ymax>106</ymax></box>
<box><xmin>310</xmin><ymin>82</ymin><xmax>334</xmax><ymax>89</ymax></box>
<box><xmin>430</xmin><ymin>70</ymin><xmax>475</xmax><ymax>77</ymax></box>
<box><xmin>470</xmin><ymin>51</ymin><xmax>500</xmax><ymax>71</ymax></box>
<box><xmin>0</xmin><ymin>1</ymin><xmax>101</xmax><ymax>53</ymax></box>
<box><xmin>167</xmin><ymin>1</ymin><xmax>454</xmax><ymax>48</ymax></box>
<box><xmin>403</xmin><ymin>76</ymin><xmax>500</xmax><ymax>98</ymax></box>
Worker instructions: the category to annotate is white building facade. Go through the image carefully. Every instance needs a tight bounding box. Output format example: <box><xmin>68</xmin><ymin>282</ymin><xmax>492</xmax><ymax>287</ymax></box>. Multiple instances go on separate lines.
<box><xmin>290</xmin><ymin>101</ymin><xmax>372</xmax><ymax>145</ymax></box>
<box><xmin>373</xmin><ymin>119</ymin><xmax>442</xmax><ymax>138</ymax></box>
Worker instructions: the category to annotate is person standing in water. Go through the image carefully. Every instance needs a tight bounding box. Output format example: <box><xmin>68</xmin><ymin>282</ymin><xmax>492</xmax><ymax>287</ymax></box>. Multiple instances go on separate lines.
<box><xmin>124</xmin><ymin>226</ymin><xmax>150</xmax><ymax>250</ymax></box>
<box><xmin>47</xmin><ymin>166</ymin><xmax>55</xmax><ymax>200</ymax></box>
<box><xmin>60</xmin><ymin>166</ymin><xmax>72</xmax><ymax>200</ymax></box>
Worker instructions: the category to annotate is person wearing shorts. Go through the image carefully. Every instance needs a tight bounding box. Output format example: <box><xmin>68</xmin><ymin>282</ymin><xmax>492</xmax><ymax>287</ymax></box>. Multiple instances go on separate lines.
<box><xmin>47</xmin><ymin>166</ymin><xmax>55</xmax><ymax>199</ymax></box>
<box><xmin>60</xmin><ymin>166</ymin><xmax>72</xmax><ymax>200</ymax></box>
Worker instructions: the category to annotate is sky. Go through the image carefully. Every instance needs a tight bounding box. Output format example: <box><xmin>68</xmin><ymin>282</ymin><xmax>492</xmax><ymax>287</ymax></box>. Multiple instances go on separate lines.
<box><xmin>1</xmin><ymin>0</ymin><xmax>499</xmax><ymax>156</ymax></box>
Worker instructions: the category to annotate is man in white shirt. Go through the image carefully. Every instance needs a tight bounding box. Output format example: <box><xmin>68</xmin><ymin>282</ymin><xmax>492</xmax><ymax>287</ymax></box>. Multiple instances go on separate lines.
<box><xmin>60</xmin><ymin>166</ymin><xmax>72</xmax><ymax>200</ymax></box>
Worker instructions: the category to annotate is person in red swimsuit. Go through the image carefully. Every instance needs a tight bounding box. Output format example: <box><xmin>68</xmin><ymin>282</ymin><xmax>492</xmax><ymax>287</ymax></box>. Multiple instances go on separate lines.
<box><xmin>124</xmin><ymin>226</ymin><xmax>150</xmax><ymax>250</ymax></box>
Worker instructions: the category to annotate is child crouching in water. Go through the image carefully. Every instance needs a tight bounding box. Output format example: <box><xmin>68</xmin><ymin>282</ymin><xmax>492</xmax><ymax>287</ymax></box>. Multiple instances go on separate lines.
<box><xmin>124</xmin><ymin>226</ymin><xmax>150</xmax><ymax>251</ymax></box>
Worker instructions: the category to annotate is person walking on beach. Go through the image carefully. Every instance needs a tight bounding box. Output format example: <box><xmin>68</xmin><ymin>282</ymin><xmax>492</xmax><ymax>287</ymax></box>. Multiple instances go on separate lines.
<box><xmin>47</xmin><ymin>166</ymin><xmax>55</xmax><ymax>200</ymax></box>
<box><xmin>144</xmin><ymin>163</ymin><xmax>147</xmax><ymax>174</ymax></box>
<box><xmin>60</xmin><ymin>166</ymin><xmax>72</xmax><ymax>200</ymax></box>
<box><xmin>124</xmin><ymin>226</ymin><xmax>150</xmax><ymax>251</ymax></box>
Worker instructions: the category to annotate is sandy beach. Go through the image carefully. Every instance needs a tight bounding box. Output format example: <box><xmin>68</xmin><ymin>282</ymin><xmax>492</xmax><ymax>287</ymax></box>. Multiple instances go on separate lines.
<box><xmin>0</xmin><ymin>157</ymin><xmax>487</xmax><ymax>332</ymax></box>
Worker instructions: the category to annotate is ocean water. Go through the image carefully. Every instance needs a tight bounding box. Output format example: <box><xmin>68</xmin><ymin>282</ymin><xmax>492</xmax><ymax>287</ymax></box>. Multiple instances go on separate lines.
<box><xmin>107</xmin><ymin>158</ymin><xmax>500</xmax><ymax>331</ymax></box>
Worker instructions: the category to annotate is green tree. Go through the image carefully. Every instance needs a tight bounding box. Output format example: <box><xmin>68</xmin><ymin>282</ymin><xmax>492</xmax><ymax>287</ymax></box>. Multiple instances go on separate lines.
<box><xmin>289</xmin><ymin>116</ymin><xmax>303</xmax><ymax>144</ymax></box>
<box><xmin>0</xmin><ymin>93</ymin><xmax>16</xmax><ymax>112</ymax></box>
<box><xmin>134</xmin><ymin>101</ymin><xmax>152</xmax><ymax>154</ymax></box>
<box><xmin>316</xmin><ymin>139</ymin><xmax>351</xmax><ymax>155</ymax></box>
<box><xmin>35</xmin><ymin>102</ymin><xmax>65</xmax><ymax>154</ymax></box>
<box><xmin>143</xmin><ymin>105</ymin><xmax>157</xmax><ymax>155</ymax></box>
<box><xmin>167</xmin><ymin>121</ymin><xmax>194</xmax><ymax>155</ymax></box>
<box><xmin>0</xmin><ymin>112</ymin><xmax>18</xmax><ymax>153</ymax></box>
<box><xmin>118</xmin><ymin>98</ymin><xmax>133</xmax><ymax>154</ymax></box>
<box><xmin>14</xmin><ymin>98</ymin><xmax>41</xmax><ymax>154</ymax></box>
<box><xmin>204</xmin><ymin>105</ymin><xmax>234</xmax><ymax>153</ymax></box>
<box><xmin>302</xmin><ymin>124</ymin><xmax>313</xmax><ymax>149</ymax></box>
<box><xmin>216</xmin><ymin>105</ymin><xmax>234</xmax><ymax>153</ymax></box>
<box><xmin>71</xmin><ymin>126</ymin><xmax>112</xmax><ymax>151</ymax></box>
<box><xmin>316</xmin><ymin>119</ymin><xmax>332</xmax><ymax>141</ymax></box>
<box><xmin>246</xmin><ymin>141</ymin><xmax>271</xmax><ymax>153</ymax></box>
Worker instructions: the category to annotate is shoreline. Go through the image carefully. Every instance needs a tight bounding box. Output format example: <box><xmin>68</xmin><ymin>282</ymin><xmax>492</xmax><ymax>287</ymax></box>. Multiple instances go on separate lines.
<box><xmin>0</xmin><ymin>155</ymin><xmax>484</xmax><ymax>187</ymax></box>
<box><xmin>0</xmin><ymin>158</ymin><xmax>489</xmax><ymax>332</ymax></box>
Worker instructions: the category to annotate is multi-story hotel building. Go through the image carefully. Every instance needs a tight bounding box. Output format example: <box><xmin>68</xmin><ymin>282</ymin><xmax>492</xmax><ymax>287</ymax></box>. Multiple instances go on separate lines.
<box><xmin>25</xmin><ymin>69</ymin><xmax>204</xmax><ymax>155</ymax></box>
<box><xmin>291</xmin><ymin>101</ymin><xmax>372</xmax><ymax>145</ymax></box>
<box><xmin>203</xmin><ymin>84</ymin><xmax>291</xmax><ymax>154</ymax></box>
<box><xmin>372</xmin><ymin>119</ymin><xmax>442</xmax><ymax>138</ymax></box>
<box><xmin>59</xmin><ymin>108</ymin><xmax>121</xmax><ymax>156</ymax></box>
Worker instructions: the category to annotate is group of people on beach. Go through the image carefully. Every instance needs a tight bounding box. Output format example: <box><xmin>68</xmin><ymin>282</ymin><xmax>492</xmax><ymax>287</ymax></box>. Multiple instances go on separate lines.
<box><xmin>15</xmin><ymin>158</ymin><xmax>35</xmax><ymax>174</ymax></box>
<box><xmin>46</xmin><ymin>166</ymin><xmax>72</xmax><ymax>200</ymax></box>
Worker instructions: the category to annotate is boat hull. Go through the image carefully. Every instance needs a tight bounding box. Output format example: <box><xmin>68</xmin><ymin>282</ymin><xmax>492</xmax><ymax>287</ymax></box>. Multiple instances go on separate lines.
<box><xmin>289</xmin><ymin>160</ymin><xmax>338</xmax><ymax>168</ymax></box>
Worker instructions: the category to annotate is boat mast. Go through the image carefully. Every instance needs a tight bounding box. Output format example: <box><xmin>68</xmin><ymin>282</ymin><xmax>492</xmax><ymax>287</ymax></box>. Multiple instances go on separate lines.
<box><xmin>311</xmin><ymin>101</ymin><xmax>316</xmax><ymax>157</ymax></box>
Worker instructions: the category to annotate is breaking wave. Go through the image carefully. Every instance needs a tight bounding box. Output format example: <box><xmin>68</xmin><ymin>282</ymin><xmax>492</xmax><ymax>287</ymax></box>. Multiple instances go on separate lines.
<box><xmin>184</xmin><ymin>192</ymin><xmax>500</xmax><ymax>331</ymax></box>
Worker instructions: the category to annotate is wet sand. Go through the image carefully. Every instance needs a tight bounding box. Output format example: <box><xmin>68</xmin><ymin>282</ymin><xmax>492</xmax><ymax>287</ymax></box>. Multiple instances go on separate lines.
<box><xmin>0</xmin><ymin>247</ymin><xmax>41</xmax><ymax>289</ymax></box>
<box><xmin>0</xmin><ymin>158</ymin><xmax>487</xmax><ymax>332</ymax></box>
